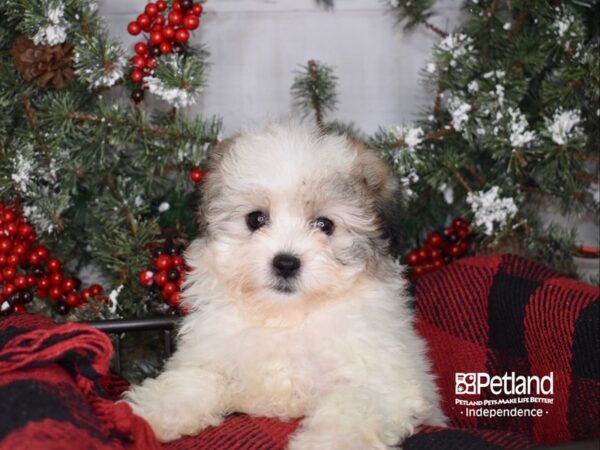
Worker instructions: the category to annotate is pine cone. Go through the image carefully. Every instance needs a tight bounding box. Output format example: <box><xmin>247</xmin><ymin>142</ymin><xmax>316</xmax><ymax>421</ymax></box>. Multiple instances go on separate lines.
<box><xmin>11</xmin><ymin>36</ymin><xmax>75</xmax><ymax>89</ymax></box>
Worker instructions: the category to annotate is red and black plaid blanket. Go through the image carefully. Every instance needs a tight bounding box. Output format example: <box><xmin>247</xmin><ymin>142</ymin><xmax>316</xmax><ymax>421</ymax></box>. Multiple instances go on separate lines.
<box><xmin>0</xmin><ymin>255</ymin><xmax>598</xmax><ymax>449</ymax></box>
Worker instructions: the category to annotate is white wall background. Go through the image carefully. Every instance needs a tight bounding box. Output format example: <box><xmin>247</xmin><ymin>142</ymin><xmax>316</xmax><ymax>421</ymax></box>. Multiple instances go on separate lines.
<box><xmin>97</xmin><ymin>0</ymin><xmax>598</xmax><ymax>278</ymax></box>
<box><xmin>97</xmin><ymin>0</ymin><xmax>462</xmax><ymax>134</ymax></box>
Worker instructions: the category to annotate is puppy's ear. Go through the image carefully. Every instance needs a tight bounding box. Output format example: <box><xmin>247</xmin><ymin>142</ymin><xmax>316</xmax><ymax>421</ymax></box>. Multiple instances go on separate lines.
<box><xmin>206</xmin><ymin>137</ymin><xmax>235</xmax><ymax>171</ymax></box>
<box><xmin>350</xmin><ymin>138</ymin><xmax>403</xmax><ymax>255</ymax></box>
<box><xmin>196</xmin><ymin>138</ymin><xmax>236</xmax><ymax>234</ymax></box>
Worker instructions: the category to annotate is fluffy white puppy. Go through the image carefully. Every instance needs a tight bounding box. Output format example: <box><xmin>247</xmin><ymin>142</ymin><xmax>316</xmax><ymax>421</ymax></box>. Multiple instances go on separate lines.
<box><xmin>125</xmin><ymin>123</ymin><xmax>446</xmax><ymax>449</ymax></box>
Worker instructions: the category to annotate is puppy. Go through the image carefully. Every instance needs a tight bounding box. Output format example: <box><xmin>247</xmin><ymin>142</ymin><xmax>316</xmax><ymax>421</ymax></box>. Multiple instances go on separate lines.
<box><xmin>124</xmin><ymin>123</ymin><xmax>446</xmax><ymax>449</ymax></box>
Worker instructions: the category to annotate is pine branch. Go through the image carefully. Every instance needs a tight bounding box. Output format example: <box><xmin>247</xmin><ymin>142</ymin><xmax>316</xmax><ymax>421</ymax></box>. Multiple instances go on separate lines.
<box><xmin>291</xmin><ymin>60</ymin><xmax>338</xmax><ymax>129</ymax></box>
<box><xmin>65</xmin><ymin>111</ymin><xmax>216</xmax><ymax>143</ymax></box>
<box><xmin>387</xmin><ymin>0</ymin><xmax>447</xmax><ymax>37</ymax></box>
<box><xmin>424</xmin><ymin>21</ymin><xmax>448</xmax><ymax>38</ymax></box>
<box><xmin>465</xmin><ymin>165</ymin><xmax>486</xmax><ymax>186</ymax></box>
<box><xmin>452</xmin><ymin>169</ymin><xmax>474</xmax><ymax>192</ymax></box>
<box><xmin>21</xmin><ymin>94</ymin><xmax>48</xmax><ymax>152</ymax></box>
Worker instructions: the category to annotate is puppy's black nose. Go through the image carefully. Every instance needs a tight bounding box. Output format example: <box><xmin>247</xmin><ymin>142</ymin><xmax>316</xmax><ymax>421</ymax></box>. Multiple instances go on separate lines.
<box><xmin>272</xmin><ymin>253</ymin><xmax>301</xmax><ymax>279</ymax></box>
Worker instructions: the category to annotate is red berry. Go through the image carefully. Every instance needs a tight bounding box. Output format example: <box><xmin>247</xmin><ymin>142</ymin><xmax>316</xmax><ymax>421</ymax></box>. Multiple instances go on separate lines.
<box><xmin>7</xmin><ymin>254</ymin><xmax>19</xmax><ymax>266</ymax></box>
<box><xmin>146</xmin><ymin>57</ymin><xmax>157</xmax><ymax>69</ymax></box>
<box><xmin>13</xmin><ymin>303</ymin><xmax>26</xmax><ymax>314</ymax></box>
<box><xmin>49</xmin><ymin>271</ymin><xmax>63</xmax><ymax>285</ymax></box>
<box><xmin>81</xmin><ymin>289</ymin><xmax>92</xmax><ymax>301</ymax></box>
<box><xmin>2</xmin><ymin>266</ymin><xmax>16</xmax><ymax>280</ymax></box>
<box><xmin>457</xmin><ymin>226</ymin><xmax>470</xmax><ymax>239</ymax></box>
<box><xmin>0</xmin><ymin>238</ymin><xmax>12</xmax><ymax>254</ymax></box>
<box><xmin>192</xmin><ymin>3</ymin><xmax>204</xmax><ymax>16</ymax></box>
<box><xmin>47</xmin><ymin>258</ymin><xmax>61</xmax><ymax>272</ymax></box>
<box><xmin>432</xmin><ymin>258</ymin><xmax>445</xmax><ymax>269</ymax></box>
<box><xmin>62</xmin><ymin>278</ymin><xmax>77</xmax><ymax>293</ymax></box>
<box><xmin>134</xmin><ymin>42</ymin><xmax>148</xmax><ymax>56</ymax></box>
<box><xmin>175</xmin><ymin>28</ymin><xmax>189</xmax><ymax>43</ymax></box>
<box><xmin>183</xmin><ymin>14</ymin><xmax>199</xmax><ymax>30</ymax></box>
<box><xmin>444</xmin><ymin>229</ymin><xmax>459</xmax><ymax>244</ymax></box>
<box><xmin>173</xmin><ymin>0</ymin><xmax>182</xmax><ymax>11</ymax></box>
<box><xmin>452</xmin><ymin>218</ymin><xmax>468</xmax><ymax>230</ymax></box>
<box><xmin>3</xmin><ymin>283</ymin><xmax>16</xmax><ymax>297</ymax></box>
<box><xmin>145</xmin><ymin>3</ymin><xmax>159</xmax><ymax>16</ymax></box>
<box><xmin>155</xmin><ymin>270</ymin><xmax>169</xmax><ymax>287</ymax></box>
<box><xmin>35</xmin><ymin>246</ymin><xmax>49</xmax><ymax>260</ymax></box>
<box><xmin>417</xmin><ymin>248</ymin><xmax>428</xmax><ymax>262</ymax></box>
<box><xmin>137</xmin><ymin>14</ymin><xmax>152</xmax><ymax>28</ymax></box>
<box><xmin>448</xmin><ymin>245</ymin><xmax>462</xmax><ymax>258</ymax></box>
<box><xmin>155</xmin><ymin>255</ymin><xmax>173</xmax><ymax>271</ymax></box>
<box><xmin>413</xmin><ymin>266</ymin><xmax>425</xmax><ymax>277</ymax></box>
<box><xmin>155</xmin><ymin>15</ymin><xmax>166</xmax><ymax>26</ymax></box>
<box><xmin>0</xmin><ymin>254</ymin><xmax>6</xmax><ymax>266</ymax></box>
<box><xmin>168</xmin><ymin>292</ymin><xmax>182</xmax><ymax>307</ymax></box>
<box><xmin>90</xmin><ymin>284</ymin><xmax>104</xmax><ymax>296</ymax></box>
<box><xmin>190</xmin><ymin>168</ymin><xmax>206</xmax><ymax>183</ymax></box>
<box><xmin>26</xmin><ymin>275</ymin><xmax>36</xmax><ymax>286</ymax></box>
<box><xmin>13</xmin><ymin>244</ymin><xmax>27</xmax><ymax>257</ymax></box>
<box><xmin>426</xmin><ymin>231</ymin><xmax>443</xmax><ymax>248</ymax></box>
<box><xmin>172</xmin><ymin>255</ymin><xmax>185</xmax><ymax>267</ymax></box>
<box><xmin>429</xmin><ymin>248</ymin><xmax>443</xmax><ymax>260</ymax></box>
<box><xmin>168</xmin><ymin>10</ymin><xmax>183</xmax><ymax>25</ymax></box>
<box><xmin>36</xmin><ymin>289</ymin><xmax>48</xmax><ymax>299</ymax></box>
<box><xmin>131</xmin><ymin>69</ymin><xmax>144</xmax><ymax>83</ymax></box>
<box><xmin>138</xmin><ymin>269</ymin><xmax>155</xmax><ymax>286</ymax></box>
<box><xmin>37</xmin><ymin>276</ymin><xmax>50</xmax><ymax>290</ymax></box>
<box><xmin>4</xmin><ymin>222</ymin><xmax>17</xmax><ymax>236</ymax></box>
<box><xmin>128</xmin><ymin>21</ymin><xmax>142</xmax><ymax>35</ymax></box>
<box><xmin>162</xmin><ymin>282</ymin><xmax>178</xmax><ymax>299</ymax></box>
<box><xmin>162</xmin><ymin>25</ymin><xmax>176</xmax><ymax>40</ymax></box>
<box><xmin>180</xmin><ymin>0</ymin><xmax>193</xmax><ymax>10</ymax></box>
<box><xmin>131</xmin><ymin>55</ymin><xmax>146</xmax><ymax>69</ymax></box>
<box><xmin>406</xmin><ymin>250</ymin><xmax>420</xmax><ymax>266</ymax></box>
<box><xmin>150</xmin><ymin>30</ymin><xmax>164</xmax><ymax>44</ymax></box>
<box><xmin>65</xmin><ymin>292</ymin><xmax>80</xmax><ymax>307</ymax></box>
<box><xmin>1</xmin><ymin>209</ymin><xmax>16</xmax><ymax>223</ymax></box>
<box><xmin>27</xmin><ymin>252</ymin><xmax>41</xmax><ymax>265</ymax></box>
<box><xmin>159</xmin><ymin>41</ymin><xmax>172</xmax><ymax>54</ymax></box>
<box><xmin>18</xmin><ymin>223</ymin><xmax>34</xmax><ymax>238</ymax></box>
<box><xmin>14</xmin><ymin>275</ymin><xmax>27</xmax><ymax>289</ymax></box>
<box><xmin>157</xmin><ymin>0</ymin><xmax>168</xmax><ymax>11</ymax></box>
<box><xmin>152</xmin><ymin>23</ymin><xmax>163</xmax><ymax>32</ymax></box>
<box><xmin>49</xmin><ymin>286</ymin><xmax>63</xmax><ymax>300</ymax></box>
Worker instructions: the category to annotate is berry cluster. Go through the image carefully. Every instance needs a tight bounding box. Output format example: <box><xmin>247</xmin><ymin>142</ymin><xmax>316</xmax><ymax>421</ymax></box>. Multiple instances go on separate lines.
<box><xmin>138</xmin><ymin>242</ymin><xmax>188</xmax><ymax>313</ymax></box>
<box><xmin>405</xmin><ymin>218</ymin><xmax>471</xmax><ymax>278</ymax></box>
<box><xmin>127</xmin><ymin>0</ymin><xmax>204</xmax><ymax>103</ymax></box>
<box><xmin>0</xmin><ymin>202</ymin><xmax>106</xmax><ymax>316</ymax></box>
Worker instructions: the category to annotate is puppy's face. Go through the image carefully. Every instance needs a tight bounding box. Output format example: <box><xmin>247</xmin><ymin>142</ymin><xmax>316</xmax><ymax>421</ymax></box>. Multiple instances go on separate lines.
<box><xmin>197</xmin><ymin>124</ymin><xmax>396</xmax><ymax>320</ymax></box>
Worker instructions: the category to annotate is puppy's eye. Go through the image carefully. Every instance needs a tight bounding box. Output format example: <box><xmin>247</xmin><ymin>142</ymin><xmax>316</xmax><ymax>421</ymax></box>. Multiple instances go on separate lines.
<box><xmin>246</xmin><ymin>211</ymin><xmax>268</xmax><ymax>231</ymax></box>
<box><xmin>313</xmin><ymin>217</ymin><xmax>334</xmax><ymax>235</ymax></box>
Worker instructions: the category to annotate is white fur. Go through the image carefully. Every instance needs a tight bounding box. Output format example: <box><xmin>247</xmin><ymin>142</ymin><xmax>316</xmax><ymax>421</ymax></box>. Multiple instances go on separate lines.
<box><xmin>124</xmin><ymin>123</ymin><xmax>446</xmax><ymax>449</ymax></box>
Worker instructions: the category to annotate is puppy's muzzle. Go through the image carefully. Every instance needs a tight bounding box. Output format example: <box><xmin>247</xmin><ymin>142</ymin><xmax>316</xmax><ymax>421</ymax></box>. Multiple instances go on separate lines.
<box><xmin>272</xmin><ymin>253</ymin><xmax>301</xmax><ymax>279</ymax></box>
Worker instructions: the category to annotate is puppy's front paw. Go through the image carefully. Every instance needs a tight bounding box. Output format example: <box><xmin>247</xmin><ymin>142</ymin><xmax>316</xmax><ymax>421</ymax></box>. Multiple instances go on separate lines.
<box><xmin>129</xmin><ymin>403</ymin><xmax>219</xmax><ymax>443</ymax></box>
<box><xmin>123</xmin><ymin>368</ymin><xmax>226</xmax><ymax>442</ymax></box>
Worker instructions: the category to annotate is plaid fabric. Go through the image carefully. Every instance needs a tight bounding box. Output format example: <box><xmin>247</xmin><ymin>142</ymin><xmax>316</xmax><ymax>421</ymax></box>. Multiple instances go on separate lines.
<box><xmin>0</xmin><ymin>314</ymin><xmax>159</xmax><ymax>450</ymax></box>
<box><xmin>415</xmin><ymin>254</ymin><xmax>600</xmax><ymax>445</ymax></box>
<box><xmin>0</xmin><ymin>255</ymin><xmax>597</xmax><ymax>449</ymax></box>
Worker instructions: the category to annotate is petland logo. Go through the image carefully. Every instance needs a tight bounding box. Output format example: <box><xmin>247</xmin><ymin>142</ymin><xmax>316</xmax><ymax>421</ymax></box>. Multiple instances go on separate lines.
<box><xmin>455</xmin><ymin>372</ymin><xmax>554</xmax><ymax>396</ymax></box>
